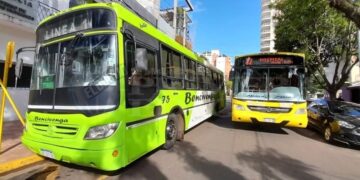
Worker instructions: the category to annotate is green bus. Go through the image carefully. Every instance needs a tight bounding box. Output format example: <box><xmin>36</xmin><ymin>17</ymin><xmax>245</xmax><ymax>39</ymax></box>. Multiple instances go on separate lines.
<box><xmin>21</xmin><ymin>2</ymin><xmax>225</xmax><ymax>171</ymax></box>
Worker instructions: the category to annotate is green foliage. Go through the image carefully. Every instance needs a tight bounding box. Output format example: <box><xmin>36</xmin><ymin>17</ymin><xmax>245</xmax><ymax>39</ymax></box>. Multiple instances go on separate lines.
<box><xmin>226</xmin><ymin>80</ymin><xmax>232</xmax><ymax>88</ymax></box>
<box><xmin>273</xmin><ymin>0</ymin><xmax>359</xmax><ymax>99</ymax></box>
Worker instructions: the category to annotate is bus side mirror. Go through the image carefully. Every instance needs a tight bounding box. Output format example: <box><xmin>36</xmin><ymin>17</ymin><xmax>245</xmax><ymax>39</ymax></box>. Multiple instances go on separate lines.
<box><xmin>229</xmin><ymin>68</ymin><xmax>234</xmax><ymax>81</ymax></box>
<box><xmin>15</xmin><ymin>57</ymin><xmax>24</xmax><ymax>79</ymax></box>
<box><xmin>15</xmin><ymin>46</ymin><xmax>36</xmax><ymax>79</ymax></box>
<box><xmin>135</xmin><ymin>48</ymin><xmax>148</xmax><ymax>71</ymax></box>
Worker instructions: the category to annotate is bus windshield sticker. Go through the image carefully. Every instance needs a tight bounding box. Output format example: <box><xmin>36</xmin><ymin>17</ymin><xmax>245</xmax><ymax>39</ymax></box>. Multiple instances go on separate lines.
<box><xmin>40</xmin><ymin>75</ymin><xmax>55</xmax><ymax>89</ymax></box>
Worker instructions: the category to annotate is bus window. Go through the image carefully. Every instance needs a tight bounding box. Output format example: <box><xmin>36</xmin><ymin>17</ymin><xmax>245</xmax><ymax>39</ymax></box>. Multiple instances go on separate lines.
<box><xmin>161</xmin><ymin>46</ymin><xmax>183</xmax><ymax>89</ymax></box>
<box><xmin>197</xmin><ymin>64</ymin><xmax>205</xmax><ymax>90</ymax></box>
<box><xmin>125</xmin><ymin>40</ymin><xmax>157</xmax><ymax>107</ymax></box>
<box><xmin>57</xmin><ymin>35</ymin><xmax>117</xmax><ymax>88</ymax></box>
<box><xmin>184</xmin><ymin>58</ymin><xmax>197</xmax><ymax>89</ymax></box>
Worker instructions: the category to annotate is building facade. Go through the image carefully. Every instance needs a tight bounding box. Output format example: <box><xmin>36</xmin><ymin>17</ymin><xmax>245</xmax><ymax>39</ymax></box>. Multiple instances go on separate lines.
<box><xmin>342</xmin><ymin>58</ymin><xmax>360</xmax><ymax>103</ymax></box>
<box><xmin>202</xmin><ymin>50</ymin><xmax>231</xmax><ymax>81</ymax></box>
<box><xmin>260</xmin><ymin>0</ymin><xmax>277</xmax><ymax>53</ymax></box>
<box><xmin>0</xmin><ymin>0</ymin><xmax>59</xmax><ymax>120</ymax></box>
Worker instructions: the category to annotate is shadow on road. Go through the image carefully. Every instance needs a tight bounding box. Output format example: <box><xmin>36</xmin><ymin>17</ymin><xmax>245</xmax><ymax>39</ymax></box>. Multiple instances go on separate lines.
<box><xmin>48</xmin><ymin>147</ymin><xmax>167</xmax><ymax>180</ymax></box>
<box><xmin>111</xmin><ymin>158</ymin><xmax>167</xmax><ymax>180</ymax></box>
<box><xmin>173</xmin><ymin>141</ymin><xmax>246</xmax><ymax>180</ymax></box>
<box><xmin>288</xmin><ymin>126</ymin><xmax>324</xmax><ymax>143</ymax></box>
<box><xmin>210</xmin><ymin>116</ymin><xmax>289</xmax><ymax>135</ymax></box>
<box><xmin>236</xmin><ymin>147</ymin><xmax>321</xmax><ymax>180</ymax></box>
<box><xmin>210</xmin><ymin>101</ymin><xmax>289</xmax><ymax>135</ymax></box>
<box><xmin>289</xmin><ymin>127</ymin><xmax>360</xmax><ymax>151</ymax></box>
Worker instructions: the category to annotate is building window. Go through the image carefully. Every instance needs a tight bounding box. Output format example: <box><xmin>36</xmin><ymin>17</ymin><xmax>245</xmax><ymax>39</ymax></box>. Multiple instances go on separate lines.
<box><xmin>0</xmin><ymin>62</ymin><xmax>32</xmax><ymax>88</ymax></box>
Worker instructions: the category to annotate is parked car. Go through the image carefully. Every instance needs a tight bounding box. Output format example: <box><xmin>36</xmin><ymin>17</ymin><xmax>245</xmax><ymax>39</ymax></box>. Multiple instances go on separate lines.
<box><xmin>307</xmin><ymin>99</ymin><xmax>360</xmax><ymax>146</ymax></box>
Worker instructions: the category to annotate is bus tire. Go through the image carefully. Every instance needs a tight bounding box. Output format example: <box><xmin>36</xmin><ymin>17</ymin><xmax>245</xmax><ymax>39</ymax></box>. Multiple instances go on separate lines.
<box><xmin>176</xmin><ymin>113</ymin><xmax>184</xmax><ymax>141</ymax></box>
<box><xmin>163</xmin><ymin>114</ymin><xmax>178</xmax><ymax>150</ymax></box>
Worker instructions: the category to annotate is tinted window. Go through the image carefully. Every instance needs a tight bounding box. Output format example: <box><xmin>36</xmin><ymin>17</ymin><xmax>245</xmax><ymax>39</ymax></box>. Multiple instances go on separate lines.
<box><xmin>125</xmin><ymin>40</ymin><xmax>157</xmax><ymax>107</ymax></box>
<box><xmin>197</xmin><ymin>64</ymin><xmax>206</xmax><ymax>90</ymax></box>
<box><xmin>184</xmin><ymin>58</ymin><xmax>197</xmax><ymax>89</ymax></box>
<box><xmin>328</xmin><ymin>101</ymin><xmax>360</xmax><ymax>116</ymax></box>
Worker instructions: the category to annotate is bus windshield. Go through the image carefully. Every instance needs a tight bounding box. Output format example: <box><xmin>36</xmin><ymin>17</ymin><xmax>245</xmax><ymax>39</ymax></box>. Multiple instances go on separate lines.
<box><xmin>234</xmin><ymin>67</ymin><xmax>305</xmax><ymax>102</ymax></box>
<box><xmin>31</xmin><ymin>34</ymin><xmax>117</xmax><ymax>90</ymax></box>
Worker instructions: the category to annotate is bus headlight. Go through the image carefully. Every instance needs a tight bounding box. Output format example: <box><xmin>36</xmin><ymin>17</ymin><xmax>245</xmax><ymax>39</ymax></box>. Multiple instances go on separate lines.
<box><xmin>84</xmin><ymin>123</ymin><xmax>119</xmax><ymax>140</ymax></box>
<box><xmin>235</xmin><ymin>105</ymin><xmax>245</xmax><ymax>111</ymax></box>
<box><xmin>295</xmin><ymin>108</ymin><xmax>306</xmax><ymax>114</ymax></box>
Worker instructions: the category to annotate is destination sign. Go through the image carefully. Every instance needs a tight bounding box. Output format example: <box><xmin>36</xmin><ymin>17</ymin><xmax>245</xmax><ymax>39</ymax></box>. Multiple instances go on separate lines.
<box><xmin>236</xmin><ymin>55</ymin><xmax>304</xmax><ymax>66</ymax></box>
<box><xmin>37</xmin><ymin>8</ymin><xmax>115</xmax><ymax>42</ymax></box>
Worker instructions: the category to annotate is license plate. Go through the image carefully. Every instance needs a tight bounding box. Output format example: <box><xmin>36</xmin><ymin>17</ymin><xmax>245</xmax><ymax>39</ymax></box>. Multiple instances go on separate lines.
<box><xmin>264</xmin><ymin>118</ymin><xmax>275</xmax><ymax>123</ymax></box>
<box><xmin>40</xmin><ymin>149</ymin><xmax>55</xmax><ymax>159</ymax></box>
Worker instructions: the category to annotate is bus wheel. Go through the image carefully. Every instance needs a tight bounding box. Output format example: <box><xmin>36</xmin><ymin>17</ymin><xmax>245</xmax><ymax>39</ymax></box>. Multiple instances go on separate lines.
<box><xmin>163</xmin><ymin>114</ymin><xmax>178</xmax><ymax>150</ymax></box>
<box><xmin>176</xmin><ymin>114</ymin><xmax>184</xmax><ymax>141</ymax></box>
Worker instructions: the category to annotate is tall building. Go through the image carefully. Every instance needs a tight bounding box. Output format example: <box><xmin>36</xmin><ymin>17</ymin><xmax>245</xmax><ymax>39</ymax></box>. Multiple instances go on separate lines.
<box><xmin>260</xmin><ymin>0</ymin><xmax>277</xmax><ymax>53</ymax></box>
<box><xmin>202</xmin><ymin>50</ymin><xmax>231</xmax><ymax>81</ymax></box>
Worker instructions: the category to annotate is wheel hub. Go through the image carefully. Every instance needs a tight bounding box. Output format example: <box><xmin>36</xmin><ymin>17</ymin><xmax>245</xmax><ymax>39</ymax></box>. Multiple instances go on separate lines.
<box><xmin>324</xmin><ymin>128</ymin><xmax>331</xmax><ymax>141</ymax></box>
<box><xmin>166</xmin><ymin>120</ymin><xmax>176</xmax><ymax>140</ymax></box>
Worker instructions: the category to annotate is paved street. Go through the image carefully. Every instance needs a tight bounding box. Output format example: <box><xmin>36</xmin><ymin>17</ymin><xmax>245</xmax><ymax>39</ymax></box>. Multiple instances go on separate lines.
<box><xmin>4</xmin><ymin>99</ymin><xmax>360</xmax><ymax>180</ymax></box>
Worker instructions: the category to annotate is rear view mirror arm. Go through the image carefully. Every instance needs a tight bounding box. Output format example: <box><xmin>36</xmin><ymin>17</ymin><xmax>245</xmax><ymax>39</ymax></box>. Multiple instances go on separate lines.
<box><xmin>15</xmin><ymin>47</ymin><xmax>35</xmax><ymax>87</ymax></box>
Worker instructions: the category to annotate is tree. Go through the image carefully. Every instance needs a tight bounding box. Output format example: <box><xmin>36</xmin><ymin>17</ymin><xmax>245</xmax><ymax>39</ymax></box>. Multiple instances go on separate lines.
<box><xmin>328</xmin><ymin>0</ymin><xmax>360</xmax><ymax>29</ymax></box>
<box><xmin>225</xmin><ymin>81</ymin><xmax>233</xmax><ymax>95</ymax></box>
<box><xmin>273</xmin><ymin>0</ymin><xmax>359</xmax><ymax>99</ymax></box>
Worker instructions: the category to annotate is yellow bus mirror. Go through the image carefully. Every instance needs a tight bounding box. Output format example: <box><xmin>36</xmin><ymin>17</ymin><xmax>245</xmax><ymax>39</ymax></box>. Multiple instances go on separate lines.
<box><xmin>229</xmin><ymin>67</ymin><xmax>234</xmax><ymax>81</ymax></box>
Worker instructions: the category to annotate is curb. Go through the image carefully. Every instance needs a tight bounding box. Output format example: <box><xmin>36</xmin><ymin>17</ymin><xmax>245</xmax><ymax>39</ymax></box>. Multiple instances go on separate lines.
<box><xmin>0</xmin><ymin>155</ymin><xmax>44</xmax><ymax>175</ymax></box>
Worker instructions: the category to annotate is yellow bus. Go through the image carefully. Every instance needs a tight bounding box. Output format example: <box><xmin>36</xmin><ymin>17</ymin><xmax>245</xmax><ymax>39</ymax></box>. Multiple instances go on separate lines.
<box><xmin>231</xmin><ymin>53</ymin><xmax>308</xmax><ymax>128</ymax></box>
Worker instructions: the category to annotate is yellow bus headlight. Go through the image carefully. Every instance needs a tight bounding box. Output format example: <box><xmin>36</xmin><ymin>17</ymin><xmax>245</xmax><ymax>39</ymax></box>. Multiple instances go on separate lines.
<box><xmin>295</xmin><ymin>108</ymin><xmax>306</xmax><ymax>114</ymax></box>
<box><xmin>235</xmin><ymin>105</ymin><xmax>245</xmax><ymax>111</ymax></box>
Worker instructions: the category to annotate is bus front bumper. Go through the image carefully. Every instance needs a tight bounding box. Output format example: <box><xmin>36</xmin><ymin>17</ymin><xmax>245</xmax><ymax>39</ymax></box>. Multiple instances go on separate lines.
<box><xmin>22</xmin><ymin>136</ymin><xmax>124</xmax><ymax>171</ymax></box>
<box><xmin>232</xmin><ymin>108</ymin><xmax>308</xmax><ymax>128</ymax></box>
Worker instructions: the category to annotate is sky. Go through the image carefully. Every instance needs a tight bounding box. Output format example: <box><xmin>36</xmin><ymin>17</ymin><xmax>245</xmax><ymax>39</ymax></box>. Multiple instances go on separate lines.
<box><xmin>188</xmin><ymin>0</ymin><xmax>261</xmax><ymax>59</ymax></box>
<box><xmin>58</xmin><ymin>0</ymin><xmax>261</xmax><ymax>59</ymax></box>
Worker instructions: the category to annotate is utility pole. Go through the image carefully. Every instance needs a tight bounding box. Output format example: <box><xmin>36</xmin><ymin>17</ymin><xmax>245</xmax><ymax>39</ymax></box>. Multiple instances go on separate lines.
<box><xmin>173</xmin><ymin>0</ymin><xmax>178</xmax><ymax>34</ymax></box>
<box><xmin>183</xmin><ymin>10</ymin><xmax>187</xmax><ymax>46</ymax></box>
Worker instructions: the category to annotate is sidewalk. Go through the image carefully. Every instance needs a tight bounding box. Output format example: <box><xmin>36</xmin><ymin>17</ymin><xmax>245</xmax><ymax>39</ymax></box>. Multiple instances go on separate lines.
<box><xmin>0</xmin><ymin>121</ymin><xmax>34</xmax><ymax>163</ymax></box>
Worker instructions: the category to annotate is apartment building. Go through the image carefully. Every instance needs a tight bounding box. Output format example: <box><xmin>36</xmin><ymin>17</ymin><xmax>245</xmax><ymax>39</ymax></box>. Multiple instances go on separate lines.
<box><xmin>260</xmin><ymin>0</ymin><xmax>277</xmax><ymax>53</ymax></box>
<box><xmin>202</xmin><ymin>50</ymin><xmax>231</xmax><ymax>81</ymax></box>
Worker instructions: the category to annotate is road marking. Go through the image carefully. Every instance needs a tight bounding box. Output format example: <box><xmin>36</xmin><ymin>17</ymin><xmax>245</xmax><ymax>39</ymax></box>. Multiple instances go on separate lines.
<box><xmin>0</xmin><ymin>155</ymin><xmax>44</xmax><ymax>175</ymax></box>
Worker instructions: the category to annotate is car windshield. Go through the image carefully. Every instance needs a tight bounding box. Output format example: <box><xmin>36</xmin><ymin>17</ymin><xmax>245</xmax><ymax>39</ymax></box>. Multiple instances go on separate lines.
<box><xmin>328</xmin><ymin>101</ymin><xmax>360</xmax><ymax>117</ymax></box>
<box><xmin>233</xmin><ymin>67</ymin><xmax>305</xmax><ymax>102</ymax></box>
<box><xmin>31</xmin><ymin>34</ymin><xmax>117</xmax><ymax>90</ymax></box>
